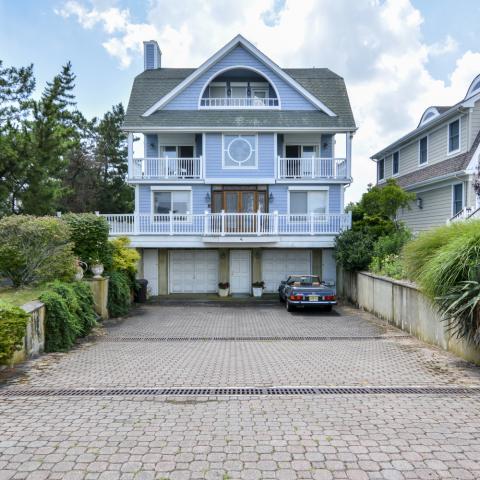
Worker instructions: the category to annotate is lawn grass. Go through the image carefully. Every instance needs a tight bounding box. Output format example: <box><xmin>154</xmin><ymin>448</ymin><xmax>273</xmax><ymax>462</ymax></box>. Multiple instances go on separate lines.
<box><xmin>0</xmin><ymin>285</ymin><xmax>48</xmax><ymax>306</ymax></box>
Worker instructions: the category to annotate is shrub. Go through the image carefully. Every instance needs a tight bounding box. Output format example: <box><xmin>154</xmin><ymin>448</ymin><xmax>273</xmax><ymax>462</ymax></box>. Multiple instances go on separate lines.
<box><xmin>0</xmin><ymin>301</ymin><xmax>30</xmax><ymax>364</ymax></box>
<box><xmin>40</xmin><ymin>290</ymin><xmax>81</xmax><ymax>352</ymax></box>
<box><xmin>62</xmin><ymin>213</ymin><xmax>112</xmax><ymax>271</ymax></box>
<box><xmin>110</xmin><ymin>236</ymin><xmax>140</xmax><ymax>280</ymax></box>
<box><xmin>334</xmin><ymin>229</ymin><xmax>376</xmax><ymax>271</ymax></box>
<box><xmin>370</xmin><ymin>254</ymin><xmax>407</xmax><ymax>280</ymax></box>
<box><xmin>107</xmin><ymin>271</ymin><xmax>131</xmax><ymax>318</ymax></box>
<box><xmin>70</xmin><ymin>282</ymin><xmax>97</xmax><ymax>335</ymax></box>
<box><xmin>0</xmin><ymin>215</ymin><xmax>75</xmax><ymax>287</ymax></box>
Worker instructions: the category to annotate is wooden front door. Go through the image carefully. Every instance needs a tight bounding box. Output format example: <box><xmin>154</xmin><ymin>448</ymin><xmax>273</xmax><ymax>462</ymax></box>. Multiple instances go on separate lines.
<box><xmin>211</xmin><ymin>188</ymin><xmax>267</xmax><ymax>232</ymax></box>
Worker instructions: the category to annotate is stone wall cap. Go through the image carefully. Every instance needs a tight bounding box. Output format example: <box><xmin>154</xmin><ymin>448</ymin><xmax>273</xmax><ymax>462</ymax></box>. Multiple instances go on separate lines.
<box><xmin>358</xmin><ymin>271</ymin><xmax>419</xmax><ymax>291</ymax></box>
<box><xmin>21</xmin><ymin>300</ymin><xmax>45</xmax><ymax>313</ymax></box>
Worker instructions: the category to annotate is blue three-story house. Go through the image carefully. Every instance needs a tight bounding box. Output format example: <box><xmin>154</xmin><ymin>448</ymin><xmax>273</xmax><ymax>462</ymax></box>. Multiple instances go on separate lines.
<box><xmin>105</xmin><ymin>35</ymin><xmax>356</xmax><ymax>296</ymax></box>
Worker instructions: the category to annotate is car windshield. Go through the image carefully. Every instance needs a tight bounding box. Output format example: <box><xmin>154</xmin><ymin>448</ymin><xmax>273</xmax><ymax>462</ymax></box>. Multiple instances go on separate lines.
<box><xmin>286</xmin><ymin>275</ymin><xmax>322</xmax><ymax>287</ymax></box>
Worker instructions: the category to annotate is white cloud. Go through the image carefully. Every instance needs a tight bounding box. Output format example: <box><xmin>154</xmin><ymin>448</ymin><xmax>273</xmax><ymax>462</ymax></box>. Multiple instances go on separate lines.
<box><xmin>55</xmin><ymin>0</ymin><xmax>480</xmax><ymax>201</ymax></box>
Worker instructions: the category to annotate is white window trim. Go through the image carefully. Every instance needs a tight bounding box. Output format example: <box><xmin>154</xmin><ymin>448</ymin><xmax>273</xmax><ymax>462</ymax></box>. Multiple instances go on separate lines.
<box><xmin>418</xmin><ymin>136</ymin><xmax>429</xmax><ymax>166</ymax></box>
<box><xmin>392</xmin><ymin>151</ymin><xmax>400</xmax><ymax>177</ymax></box>
<box><xmin>287</xmin><ymin>187</ymin><xmax>330</xmax><ymax>215</ymax></box>
<box><xmin>447</xmin><ymin>117</ymin><xmax>462</xmax><ymax>156</ymax></box>
<box><xmin>221</xmin><ymin>133</ymin><xmax>259</xmax><ymax>170</ymax></box>
<box><xmin>378</xmin><ymin>158</ymin><xmax>385</xmax><ymax>182</ymax></box>
<box><xmin>150</xmin><ymin>187</ymin><xmax>193</xmax><ymax>216</ymax></box>
<box><xmin>451</xmin><ymin>182</ymin><xmax>464</xmax><ymax>217</ymax></box>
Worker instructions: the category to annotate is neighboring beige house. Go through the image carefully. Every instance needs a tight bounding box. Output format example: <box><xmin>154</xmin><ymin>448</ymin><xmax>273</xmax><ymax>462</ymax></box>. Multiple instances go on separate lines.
<box><xmin>371</xmin><ymin>74</ymin><xmax>480</xmax><ymax>233</ymax></box>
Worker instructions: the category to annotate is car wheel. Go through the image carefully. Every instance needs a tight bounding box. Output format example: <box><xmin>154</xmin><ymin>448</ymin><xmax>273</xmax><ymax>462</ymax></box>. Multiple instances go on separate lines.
<box><xmin>286</xmin><ymin>301</ymin><xmax>295</xmax><ymax>312</ymax></box>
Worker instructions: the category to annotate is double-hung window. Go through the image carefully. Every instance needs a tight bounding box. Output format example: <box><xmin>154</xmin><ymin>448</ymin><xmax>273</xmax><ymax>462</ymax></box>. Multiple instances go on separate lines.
<box><xmin>378</xmin><ymin>158</ymin><xmax>385</xmax><ymax>181</ymax></box>
<box><xmin>453</xmin><ymin>184</ymin><xmax>463</xmax><ymax>216</ymax></box>
<box><xmin>153</xmin><ymin>190</ymin><xmax>191</xmax><ymax>219</ymax></box>
<box><xmin>392</xmin><ymin>151</ymin><xmax>399</xmax><ymax>175</ymax></box>
<box><xmin>419</xmin><ymin>136</ymin><xmax>428</xmax><ymax>164</ymax></box>
<box><xmin>448</xmin><ymin>119</ymin><xmax>460</xmax><ymax>153</ymax></box>
<box><xmin>290</xmin><ymin>190</ymin><xmax>328</xmax><ymax>219</ymax></box>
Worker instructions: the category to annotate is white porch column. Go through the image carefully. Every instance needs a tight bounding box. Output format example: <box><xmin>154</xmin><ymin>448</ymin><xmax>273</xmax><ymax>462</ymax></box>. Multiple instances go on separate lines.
<box><xmin>346</xmin><ymin>132</ymin><xmax>353</xmax><ymax>179</ymax></box>
<box><xmin>127</xmin><ymin>132</ymin><xmax>134</xmax><ymax>180</ymax></box>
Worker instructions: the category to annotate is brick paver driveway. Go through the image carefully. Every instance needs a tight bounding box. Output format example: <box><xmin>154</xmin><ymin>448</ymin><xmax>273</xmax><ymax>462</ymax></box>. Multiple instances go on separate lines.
<box><xmin>1</xmin><ymin>303</ymin><xmax>480</xmax><ymax>480</ymax></box>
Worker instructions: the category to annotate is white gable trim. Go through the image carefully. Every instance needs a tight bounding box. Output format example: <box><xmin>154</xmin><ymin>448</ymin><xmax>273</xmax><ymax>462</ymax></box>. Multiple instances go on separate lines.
<box><xmin>142</xmin><ymin>34</ymin><xmax>336</xmax><ymax>117</ymax></box>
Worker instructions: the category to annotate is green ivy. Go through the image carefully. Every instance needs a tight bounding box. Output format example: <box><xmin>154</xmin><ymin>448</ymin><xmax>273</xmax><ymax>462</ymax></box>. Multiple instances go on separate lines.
<box><xmin>107</xmin><ymin>271</ymin><xmax>131</xmax><ymax>318</ymax></box>
<box><xmin>0</xmin><ymin>300</ymin><xmax>30</xmax><ymax>365</ymax></box>
<box><xmin>70</xmin><ymin>282</ymin><xmax>97</xmax><ymax>335</ymax></box>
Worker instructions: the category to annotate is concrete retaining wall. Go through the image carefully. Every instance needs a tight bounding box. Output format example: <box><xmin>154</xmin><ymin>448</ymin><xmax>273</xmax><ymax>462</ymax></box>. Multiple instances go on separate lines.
<box><xmin>337</xmin><ymin>269</ymin><xmax>480</xmax><ymax>365</ymax></box>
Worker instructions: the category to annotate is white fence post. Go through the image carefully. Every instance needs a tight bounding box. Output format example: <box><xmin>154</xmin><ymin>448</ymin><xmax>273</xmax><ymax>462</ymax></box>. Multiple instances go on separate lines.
<box><xmin>204</xmin><ymin>210</ymin><xmax>209</xmax><ymax>235</ymax></box>
<box><xmin>169</xmin><ymin>211</ymin><xmax>173</xmax><ymax>235</ymax></box>
<box><xmin>273</xmin><ymin>210</ymin><xmax>279</xmax><ymax>235</ymax></box>
<box><xmin>256</xmin><ymin>210</ymin><xmax>261</xmax><ymax>236</ymax></box>
<box><xmin>310</xmin><ymin>212</ymin><xmax>314</xmax><ymax>235</ymax></box>
<box><xmin>221</xmin><ymin>210</ymin><xmax>225</xmax><ymax>237</ymax></box>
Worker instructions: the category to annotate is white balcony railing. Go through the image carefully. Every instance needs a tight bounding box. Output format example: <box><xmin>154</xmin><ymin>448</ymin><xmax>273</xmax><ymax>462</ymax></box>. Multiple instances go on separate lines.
<box><xmin>103</xmin><ymin>212</ymin><xmax>352</xmax><ymax>236</ymax></box>
<box><xmin>278</xmin><ymin>157</ymin><xmax>348</xmax><ymax>179</ymax></box>
<box><xmin>200</xmin><ymin>97</ymin><xmax>279</xmax><ymax>108</ymax></box>
<box><xmin>131</xmin><ymin>157</ymin><xmax>202</xmax><ymax>180</ymax></box>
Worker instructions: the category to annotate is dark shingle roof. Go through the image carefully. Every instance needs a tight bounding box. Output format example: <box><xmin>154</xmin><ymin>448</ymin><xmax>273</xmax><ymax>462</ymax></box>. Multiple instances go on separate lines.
<box><xmin>393</xmin><ymin>131</ymin><xmax>480</xmax><ymax>189</ymax></box>
<box><xmin>124</xmin><ymin>67</ymin><xmax>356</xmax><ymax>129</ymax></box>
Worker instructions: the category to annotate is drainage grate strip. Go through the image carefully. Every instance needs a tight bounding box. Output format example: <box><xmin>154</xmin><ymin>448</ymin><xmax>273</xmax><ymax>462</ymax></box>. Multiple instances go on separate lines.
<box><xmin>99</xmin><ymin>335</ymin><xmax>410</xmax><ymax>342</ymax></box>
<box><xmin>1</xmin><ymin>386</ymin><xmax>479</xmax><ymax>398</ymax></box>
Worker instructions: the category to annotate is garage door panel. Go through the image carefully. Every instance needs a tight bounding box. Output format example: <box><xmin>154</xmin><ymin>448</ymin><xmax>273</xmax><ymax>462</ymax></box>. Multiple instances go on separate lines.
<box><xmin>170</xmin><ymin>251</ymin><xmax>218</xmax><ymax>293</ymax></box>
<box><xmin>262</xmin><ymin>250</ymin><xmax>311</xmax><ymax>292</ymax></box>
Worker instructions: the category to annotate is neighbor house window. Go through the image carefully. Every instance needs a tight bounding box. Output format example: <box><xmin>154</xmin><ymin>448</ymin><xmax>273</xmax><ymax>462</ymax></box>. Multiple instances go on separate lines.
<box><xmin>223</xmin><ymin>135</ymin><xmax>257</xmax><ymax>168</ymax></box>
<box><xmin>153</xmin><ymin>190</ymin><xmax>191</xmax><ymax>215</ymax></box>
<box><xmin>453</xmin><ymin>183</ymin><xmax>463</xmax><ymax>216</ymax></box>
<box><xmin>378</xmin><ymin>158</ymin><xmax>385</xmax><ymax>181</ymax></box>
<box><xmin>393</xmin><ymin>151</ymin><xmax>399</xmax><ymax>175</ymax></box>
<box><xmin>419</xmin><ymin>136</ymin><xmax>428</xmax><ymax>164</ymax></box>
<box><xmin>448</xmin><ymin>119</ymin><xmax>460</xmax><ymax>153</ymax></box>
<box><xmin>289</xmin><ymin>190</ymin><xmax>328</xmax><ymax>215</ymax></box>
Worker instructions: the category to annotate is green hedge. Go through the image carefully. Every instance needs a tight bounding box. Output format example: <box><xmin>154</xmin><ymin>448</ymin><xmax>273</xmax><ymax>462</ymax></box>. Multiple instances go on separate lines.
<box><xmin>40</xmin><ymin>281</ymin><xmax>97</xmax><ymax>352</ymax></box>
<box><xmin>0</xmin><ymin>301</ymin><xmax>30</xmax><ymax>365</ymax></box>
<box><xmin>107</xmin><ymin>271</ymin><xmax>131</xmax><ymax>318</ymax></box>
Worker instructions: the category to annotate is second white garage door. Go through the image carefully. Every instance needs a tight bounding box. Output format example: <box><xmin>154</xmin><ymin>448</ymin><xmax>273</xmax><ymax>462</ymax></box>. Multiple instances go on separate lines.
<box><xmin>169</xmin><ymin>250</ymin><xmax>219</xmax><ymax>293</ymax></box>
<box><xmin>262</xmin><ymin>249</ymin><xmax>311</xmax><ymax>292</ymax></box>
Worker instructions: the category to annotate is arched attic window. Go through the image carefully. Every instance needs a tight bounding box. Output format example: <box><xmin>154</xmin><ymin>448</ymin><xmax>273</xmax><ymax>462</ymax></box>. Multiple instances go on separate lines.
<box><xmin>199</xmin><ymin>67</ymin><xmax>280</xmax><ymax>108</ymax></box>
<box><xmin>418</xmin><ymin>107</ymin><xmax>440</xmax><ymax>127</ymax></box>
<box><xmin>466</xmin><ymin>74</ymin><xmax>480</xmax><ymax>99</ymax></box>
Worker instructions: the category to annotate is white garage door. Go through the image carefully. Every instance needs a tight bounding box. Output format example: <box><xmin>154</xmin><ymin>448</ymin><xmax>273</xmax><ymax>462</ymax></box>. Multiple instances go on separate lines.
<box><xmin>262</xmin><ymin>249</ymin><xmax>311</xmax><ymax>292</ymax></box>
<box><xmin>169</xmin><ymin>250</ymin><xmax>218</xmax><ymax>293</ymax></box>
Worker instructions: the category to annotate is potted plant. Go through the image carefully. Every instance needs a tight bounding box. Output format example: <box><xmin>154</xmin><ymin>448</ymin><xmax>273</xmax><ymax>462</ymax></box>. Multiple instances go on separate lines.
<box><xmin>91</xmin><ymin>260</ymin><xmax>104</xmax><ymax>279</ymax></box>
<box><xmin>252</xmin><ymin>281</ymin><xmax>265</xmax><ymax>297</ymax></box>
<box><xmin>218</xmin><ymin>282</ymin><xmax>230</xmax><ymax>297</ymax></box>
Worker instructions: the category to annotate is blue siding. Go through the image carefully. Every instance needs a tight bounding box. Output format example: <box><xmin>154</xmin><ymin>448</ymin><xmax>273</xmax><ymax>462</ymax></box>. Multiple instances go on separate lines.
<box><xmin>205</xmin><ymin>133</ymin><xmax>275</xmax><ymax>178</ymax></box>
<box><xmin>138</xmin><ymin>185</ymin><xmax>210</xmax><ymax>214</ymax></box>
<box><xmin>268</xmin><ymin>184</ymin><xmax>341</xmax><ymax>214</ymax></box>
<box><xmin>164</xmin><ymin>45</ymin><xmax>316</xmax><ymax>111</ymax></box>
<box><xmin>145</xmin><ymin>134</ymin><xmax>158</xmax><ymax>157</ymax></box>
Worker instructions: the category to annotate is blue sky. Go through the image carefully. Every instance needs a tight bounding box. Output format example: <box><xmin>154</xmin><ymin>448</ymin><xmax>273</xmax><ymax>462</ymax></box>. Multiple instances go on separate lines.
<box><xmin>1</xmin><ymin>0</ymin><xmax>479</xmax><ymax>200</ymax></box>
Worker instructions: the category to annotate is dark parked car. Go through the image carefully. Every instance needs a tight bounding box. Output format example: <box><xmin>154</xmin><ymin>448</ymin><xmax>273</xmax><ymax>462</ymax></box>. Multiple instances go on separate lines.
<box><xmin>278</xmin><ymin>275</ymin><xmax>337</xmax><ymax>312</ymax></box>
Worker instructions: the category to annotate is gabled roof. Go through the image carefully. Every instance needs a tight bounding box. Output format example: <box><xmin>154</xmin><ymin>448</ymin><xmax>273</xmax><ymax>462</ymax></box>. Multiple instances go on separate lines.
<box><xmin>141</xmin><ymin>35</ymin><xmax>337</xmax><ymax>118</ymax></box>
<box><xmin>124</xmin><ymin>67</ymin><xmax>356</xmax><ymax>130</ymax></box>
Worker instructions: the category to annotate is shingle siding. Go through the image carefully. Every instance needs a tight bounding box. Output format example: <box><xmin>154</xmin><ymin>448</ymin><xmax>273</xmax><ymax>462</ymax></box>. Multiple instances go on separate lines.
<box><xmin>164</xmin><ymin>45</ymin><xmax>316</xmax><ymax>111</ymax></box>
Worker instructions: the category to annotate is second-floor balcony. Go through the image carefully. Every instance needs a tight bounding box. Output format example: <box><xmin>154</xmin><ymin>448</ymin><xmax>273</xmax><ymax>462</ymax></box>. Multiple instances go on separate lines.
<box><xmin>277</xmin><ymin>157</ymin><xmax>348</xmax><ymax>180</ymax></box>
<box><xmin>103</xmin><ymin>212</ymin><xmax>351</xmax><ymax>237</ymax></box>
<box><xmin>132</xmin><ymin>157</ymin><xmax>203</xmax><ymax>180</ymax></box>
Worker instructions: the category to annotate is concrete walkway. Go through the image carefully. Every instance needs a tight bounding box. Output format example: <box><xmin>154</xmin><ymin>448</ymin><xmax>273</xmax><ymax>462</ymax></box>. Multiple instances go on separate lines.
<box><xmin>1</xmin><ymin>303</ymin><xmax>480</xmax><ymax>479</ymax></box>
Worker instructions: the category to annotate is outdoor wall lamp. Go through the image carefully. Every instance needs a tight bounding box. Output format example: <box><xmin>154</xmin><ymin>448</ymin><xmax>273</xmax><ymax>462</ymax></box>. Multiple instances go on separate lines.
<box><xmin>205</xmin><ymin>192</ymin><xmax>211</xmax><ymax>202</ymax></box>
<box><xmin>416</xmin><ymin>197</ymin><xmax>423</xmax><ymax>209</ymax></box>
<box><xmin>269</xmin><ymin>192</ymin><xmax>274</xmax><ymax>202</ymax></box>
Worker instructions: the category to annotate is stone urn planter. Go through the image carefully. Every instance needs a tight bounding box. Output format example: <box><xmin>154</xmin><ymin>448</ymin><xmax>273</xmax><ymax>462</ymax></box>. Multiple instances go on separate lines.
<box><xmin>252</xmin><ymin>281</ymin><xmax>265</xmax><ymax>298</ymax></box>
<box><xmin>91</xmin><ymin>263</ymin><xmax>104</xmax><ymax>279</ymax></box>
<box><xmin>218</xmin><ymin>282</ymin><xmax>230</xmax><ymax>297</ymax></box>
